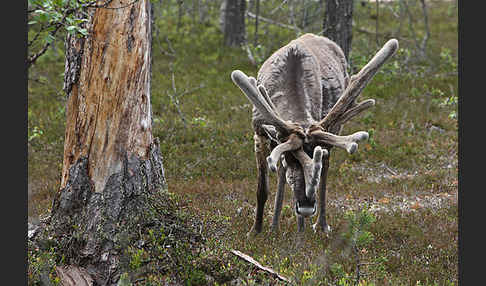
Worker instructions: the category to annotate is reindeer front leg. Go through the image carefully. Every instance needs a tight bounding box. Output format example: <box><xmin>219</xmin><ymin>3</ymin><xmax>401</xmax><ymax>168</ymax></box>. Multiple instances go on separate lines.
<box><xmin>249</xmin><ymin>134</ymin><xmax>271</xmax><ymax>237</ymax></box>
<box><xmin>297</xmin><ymin>215</ymin><xmax>305</xmax><ymax>232</ymax></box>
<box><xmin>313</xmin><ymin>157</ymin><xmax>331</xmax><ymax>234</ymax></box>
<box><xmin>271</xmin><ymin>159</ymin><xmax>286</xmax><ymax>232</ymax></box>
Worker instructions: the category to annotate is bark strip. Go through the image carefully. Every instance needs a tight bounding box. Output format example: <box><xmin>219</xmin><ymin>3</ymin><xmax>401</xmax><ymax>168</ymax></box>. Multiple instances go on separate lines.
<box><xmin>61</xmin><ymin>0</ymin><xmax>154</xmax><ymax>193</ymax></box>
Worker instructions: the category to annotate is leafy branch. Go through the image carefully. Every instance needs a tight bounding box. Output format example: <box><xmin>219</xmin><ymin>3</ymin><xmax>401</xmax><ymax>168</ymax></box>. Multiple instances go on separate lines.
<box><xmin>27</xmin><ymin>0</ymin><xmax>141</xmax><ymax>68</ymax></box>
<box><xmin>27</xmin><ymin>0</ymin><xmax>95</xmax><ymax>68</ymax></box>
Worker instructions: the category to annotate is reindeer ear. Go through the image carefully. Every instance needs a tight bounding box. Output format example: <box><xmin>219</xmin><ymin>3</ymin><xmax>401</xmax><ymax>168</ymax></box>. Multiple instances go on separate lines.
<box><xmin>262</xmin><ymin>124</ymin><xmax>279</xmax><ymax>142</ymax></box>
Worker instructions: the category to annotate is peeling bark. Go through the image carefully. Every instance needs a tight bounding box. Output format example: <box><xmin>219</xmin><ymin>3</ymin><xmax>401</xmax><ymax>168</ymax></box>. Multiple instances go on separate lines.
<box><xmin>45</xmin><ymin>0</ymin><xmax>168</xmax><ymax>284</ymax></box>
<box><xmin>61</xmin><ymin>0</ymin><xmax>154</xmax><ymax>193</ymax></box>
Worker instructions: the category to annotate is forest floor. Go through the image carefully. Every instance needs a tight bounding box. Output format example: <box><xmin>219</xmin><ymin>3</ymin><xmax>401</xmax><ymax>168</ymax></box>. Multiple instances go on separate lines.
<box><xmin>28</xmin><ymin>0</ymin><xmax>458</xmax><ymax>285</ymax></box>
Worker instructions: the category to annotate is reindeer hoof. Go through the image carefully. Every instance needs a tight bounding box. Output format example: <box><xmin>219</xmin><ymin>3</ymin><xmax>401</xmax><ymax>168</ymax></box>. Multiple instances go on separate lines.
<box><xmin>247</xmin><ymin>228</ymin><xmax>261</xmax><ymax>239</ymax></box>
<box><xmin>270</xmin><ymin>224</ymin><xmax>280</xmax><ymax>233</ymax></box>
<box><xmin>312</xmin><ymin>223</ymin><xmax>331</xmax><ymax>235</ymax></box>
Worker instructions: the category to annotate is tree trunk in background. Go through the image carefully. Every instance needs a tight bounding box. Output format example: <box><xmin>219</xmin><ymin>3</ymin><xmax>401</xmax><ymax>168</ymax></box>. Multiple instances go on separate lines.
<box><xmin>221</xmin><ymin>0</ymin><xmax>246</xmax><ymax>46</ymax></box>
<box><xmin>323</xmin><ymin>0</ymin><xmax>354</xmax><ymax>61</ymax></box>
<box><xmin>48</xmin><ymin>0</ymin><xmax>167</xmax><ymax>284</ymax></box>
<box><xmin>254</xmin><ymin>0</ymin><xmax>260</xmax><ymax>46</ymax></box>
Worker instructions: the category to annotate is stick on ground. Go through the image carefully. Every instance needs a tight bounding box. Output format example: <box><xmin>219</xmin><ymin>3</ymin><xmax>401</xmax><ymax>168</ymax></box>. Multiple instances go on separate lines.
<box><xmin>230</xmin><ymin>249</ymin><xmax>292</xmax><ymax>283</ymax></box>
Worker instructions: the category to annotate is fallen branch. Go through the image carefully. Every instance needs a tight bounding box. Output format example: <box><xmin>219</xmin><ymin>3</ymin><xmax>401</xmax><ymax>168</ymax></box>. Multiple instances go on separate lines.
<box><xmin>230</xmin><ymin>249</ymin><xmax>292</xmax><ymax>283</ymax></box>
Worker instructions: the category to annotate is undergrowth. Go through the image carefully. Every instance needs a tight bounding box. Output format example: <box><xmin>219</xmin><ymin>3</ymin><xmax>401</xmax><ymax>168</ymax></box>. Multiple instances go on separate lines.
<box><xmin>28</xmin><ymin>0</ymin><xmax>457</xmax><ymax>284</ymax></box>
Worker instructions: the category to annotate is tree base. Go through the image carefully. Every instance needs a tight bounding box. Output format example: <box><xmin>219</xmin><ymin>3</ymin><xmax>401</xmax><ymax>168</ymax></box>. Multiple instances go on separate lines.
<box><xmin>30</xmin><ymin>138</ymin><xmax>202</xmax><ymax>285</ymax></box>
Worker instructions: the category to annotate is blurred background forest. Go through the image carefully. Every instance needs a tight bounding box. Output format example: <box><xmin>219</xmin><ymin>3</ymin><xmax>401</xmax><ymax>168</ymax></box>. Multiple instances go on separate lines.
<box><xmin>28</xmin><ymin>0</ymin><xmax>458</xmax><ymax>285</ymax></box>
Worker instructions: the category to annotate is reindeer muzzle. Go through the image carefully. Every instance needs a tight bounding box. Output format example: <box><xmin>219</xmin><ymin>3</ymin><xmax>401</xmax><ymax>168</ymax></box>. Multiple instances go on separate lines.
<box><xmin>295</xmin><ymin>200</ymin><xmax>317</xmax><ymax>217</ymax></box>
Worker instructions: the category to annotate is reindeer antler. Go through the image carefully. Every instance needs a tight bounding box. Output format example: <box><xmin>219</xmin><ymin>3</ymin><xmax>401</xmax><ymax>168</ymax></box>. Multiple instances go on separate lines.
<box><xmin>309</xmin><ymin>39</ymin><xmax>398</xmax><ymax>153</ymax></box>
<box><xmin>318</xmin><ymin>39</ymin><xmax>399</xmax><ymax>130</ymax></box>
<box><xmin>232</xmin><ymin>70</ymin><xmax>306</xmax><ymax>171</ymax></box>
<box><xmin>292</xmin><ymin>146</ymin><xmax>328</xmax><ymax>200</ymax></box>
<box><xmin>267</xmin><ymin>133</ymin><xmax>303</xmax><ymax>172</ymax></box>
<box><xmin>231</xmin><ymin>70</ymin><xmax>297</xmax><ymax>135</ymax></box>
<box><xmin>310</xmin><ymin>130</ymin><xmax>369</xmax><ymax>154</ymax></box>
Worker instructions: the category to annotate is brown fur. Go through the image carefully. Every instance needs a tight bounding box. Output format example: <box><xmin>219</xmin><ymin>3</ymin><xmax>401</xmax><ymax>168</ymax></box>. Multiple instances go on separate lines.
<box><xmin>249</xmin><ymin>34</ymin><xmax>348</xmax><ymax>234</ymax></box>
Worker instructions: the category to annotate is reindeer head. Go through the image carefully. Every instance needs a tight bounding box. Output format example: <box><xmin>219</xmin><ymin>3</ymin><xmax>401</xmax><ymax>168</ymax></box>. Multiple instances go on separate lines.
<box><xmin>231</xmin><ymin>38</ymin><xmax>398</xmax><ymax>219</ymax></box>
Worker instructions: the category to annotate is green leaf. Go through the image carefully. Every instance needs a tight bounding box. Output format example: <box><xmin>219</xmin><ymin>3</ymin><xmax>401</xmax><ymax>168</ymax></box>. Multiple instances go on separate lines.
<box><xmin>77</xmin><ymin>28</ymin><xmax>88</xmax><ymax>36</ymax></box>
<box><xmin>45</xmin><ymin>34</ymin><xmax>55</xmax><ymax>44</ymax></box>
<box><xmin>34</xmin><ymin>10</ymin><xmax>49</xmax><ymax>22</ymax></box>
<box><xmin>45</xmin><ymin>25</ymin><xmax>57</xmax><ymax>32</ymax></box>
<box><xmin>28</xmin><ymin>20</ymin><xmax>37</xmax><ymax>25</ymax></box>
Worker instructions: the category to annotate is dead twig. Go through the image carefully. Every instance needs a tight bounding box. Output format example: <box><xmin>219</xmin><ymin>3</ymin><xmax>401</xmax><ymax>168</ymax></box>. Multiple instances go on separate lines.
<box><xmin>349</xmin><ymin>22</ymin><xmax>410</xmax><ymax>43</ymax></box>
<box><xmin>168</xmin><ymin>71</ymin><xmax>188</xmax><ymax>128</ymax></box>
<box><xmin>165</xmin><ymin>35</ymin><xmax>177</xmax><ymax>56</ymax></box>
<box><xmin>230</xmin><ymin>249</ymin><xmax>292</xmax><ymax>283</ymax></box>
<box><xmin>179</xmin><ymin>83</ymin><xmax>205</xmax><ymax>98</ymax></box>
<box><xmin>381</xmin><ymin>163</ymin><xmax>398</xmax><ymax>176</ymax></box>
<box><xmin>418</xmin><ymin>0</ymin><xmax>430</xmax><ymax>56</ymax></box>
<box><xmin>270</xmin><ymin>0</ymin><xmax>288</xmax><ymax>15</ymax></box>
<box><xmin>166</xmin><ymin>67</ymin><xmax>205</xmax><ymax>128</ymax></box>
<box><xmin>246</xmin><ymin>11</ymin><xmax>301</xmax><ymax>33</ymax></box>
<box><xmin>244</xmin><ymin>44</ymin><xmax>257</xmax><ymax>66</ymax></box>
<box><xmin>154</xmin><ymin>28</ymin><xmax>176</xmax><ymax>57</ymax></box>
<box><xmin>402</xmin><ymin>0</ymin><xmax>430</xmax><ymax>59</ymax></box>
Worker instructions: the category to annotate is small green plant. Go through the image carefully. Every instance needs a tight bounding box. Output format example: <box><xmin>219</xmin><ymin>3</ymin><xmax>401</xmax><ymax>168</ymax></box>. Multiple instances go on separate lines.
<box><xmin>191</xmin><ymin>116</ymin><xmax>211</xmax><ymax>128</ymax></box>
<box><xmin>329</xmin><ymin>263</ymin><xmax>354</xmax><ymax>286</ymax></box>
<box><xmin>440</xmin><ymin>96</ymin><xmax>458</xmax><ymax>120</ymax></box>
<box><xmin>300</xmin><ymin>263</ymin><xmax>319</xmax><ymax>284</ymax></box>
<box><xmin>246</xmin><ymin>43</ymin><xmax>268</xmax><ymax>66</ymax></box>
<box><xmin>128</xmin><ymin>247</ymin><xmax>148</xmax><ymax>270</ymax></box>
<box><xmin>182</xmin><ymin>267</ymin><xmax>207</xmax><ymax>286</ymax></box>
<box><xmin>28</xmin><ymin>245</ymin><xmax>60</xmax><ymax>285</ymax></box>
<box><xmin>369</xmin><ymin>255</ymin><xmax>389</xmax><ymax>281</ymax></box>
<box><xmin>29</xmin><ymin>126</ymin><xmax>44</xmax><ymax>142</ymax></box>
<box><xmin>439</xmin><ymin>47</ymin><xmax>457</xmax><ymax>73</ymax></box>
<box><xmin>117</xmin><ymin>273</ymin><xmax>132</xmax><ymax>286</ymax></box>
<box><xmin>342</xmin><ymin>208</ymin><xmax>376</xmax><ymax>249</ymax></box>
<box><xmin>367</xmin><ymin>128</ymin><xmax>376</xmax><ymax>147</ymax></box>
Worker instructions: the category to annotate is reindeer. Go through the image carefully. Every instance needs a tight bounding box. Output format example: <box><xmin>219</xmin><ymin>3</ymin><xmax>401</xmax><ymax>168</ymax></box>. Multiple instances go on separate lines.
<box><xmin>231</xmin><ymin>33</ymin><xmax>398</xmax><ymax>236</ymax></box>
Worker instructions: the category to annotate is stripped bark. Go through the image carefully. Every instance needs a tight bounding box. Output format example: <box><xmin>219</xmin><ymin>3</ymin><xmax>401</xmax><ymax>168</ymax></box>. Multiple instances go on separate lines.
<box><xmin>43</xmin><ymin>0</ymin><xmax>168</xmax><ymax>284</ymax></box>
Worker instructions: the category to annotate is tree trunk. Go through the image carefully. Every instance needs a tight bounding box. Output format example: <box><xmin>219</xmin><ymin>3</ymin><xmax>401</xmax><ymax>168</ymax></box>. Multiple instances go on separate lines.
<box><xmin>323</xmin><ymin>0</ymin><xmax>354</xmax><ymax>61</ymax></box>
<box><xmin>46</xmin><ymin>0</ymin><xmax>168</xmax><ymax>284</ymax></box>
<box><xmin>221</xmin><ymin>0</ymin><xmax>246</xmax><ymax>47</ymax></box>
<box><xmin>254</xmin><ymin>0</ymin><xmax>260</xmax><ymax>46</ymax></box>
